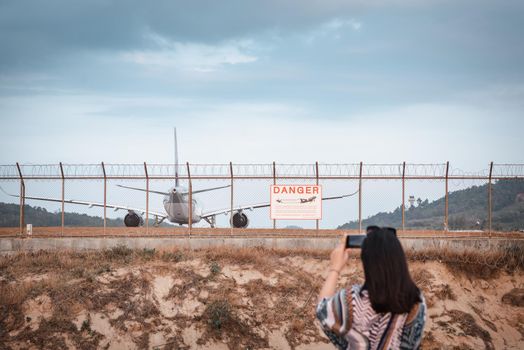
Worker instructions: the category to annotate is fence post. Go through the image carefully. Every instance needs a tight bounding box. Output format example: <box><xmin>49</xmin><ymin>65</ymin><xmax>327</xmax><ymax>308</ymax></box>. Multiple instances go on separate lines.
<box><xmin>402</xmin><ymin>161</ymin><xmax>406</xmax><ymax>232</ymax></box>
<box><xmin>315</xmin><ymin>161</ymin><xmax>319</xmax><ymax>232</ymax></box>
<box><xmin>358</xmin><ymin>161</ymin><xmax>363</xmax><ymax>233</ymax></box>
<box><xmin>488</xmin><ymin>161</ymin><xmax>493</xmax><ymax>237</ymax></box>
<box><xmin>272</xmin><ymin>161</ymin><xmax>276</xmax><ymax>230</ymax></box>
<box><xmin>444</xmin><ymin>161</ymin><xmax>449</xmax><ymax>231</ymax></box>
<box><xmin>59</xmin><ymin>162</ymin><xmax>65</xmax><ymax>236</ymax></box>
<box><xmin>144</xmin><ymin>162</ymin><xmax>149</xmax><ymax>235</ymax></box>
<box><xmin>101</xmin><ymin>162</ymin><xmax>107</xmax><ymax>235</ymax></box>
<box><xmin>16</xmin><ymin>162</ymin><xmax>25</xmax><ymax>237</ymax></box>
<box><xmin>186</xmin><ymin>162</ymin><xmax>192</xmax><ymax>237</ymax></box>
<box><xmin>230</xmin><ymin>162</ymin><xmax>234</xmax><ymax>235</ymax></box>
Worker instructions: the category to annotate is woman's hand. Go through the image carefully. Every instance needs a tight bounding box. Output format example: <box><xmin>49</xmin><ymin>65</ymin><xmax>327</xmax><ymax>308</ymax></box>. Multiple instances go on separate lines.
<box><xmin>318</xmin><ymin>241</ymin><xmax>351</xmax><ymax>301</ymax></box>
<box><xmin>330</xmin><ymin>242</ymin><xmax>350</xmax><ymax>272</ymax></box>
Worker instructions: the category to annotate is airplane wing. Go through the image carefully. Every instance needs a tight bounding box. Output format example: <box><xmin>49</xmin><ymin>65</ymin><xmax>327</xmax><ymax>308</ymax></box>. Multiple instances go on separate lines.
<box><xmin>116</xmin><ymin>184</ymin><xmax>231</xmax><ymax>196</ymax></box>
<box><xmin>0</xmin><ymin>187</ymin><xmax>167</xmax><ymax>219</ymax></box>
<box><xmin>116</xmin><ymin>185</ymin><xmax>170</xmax><ymax>196</ymax></box>
<box><xmin>201</xmin><ymin>190</ymin><xmax>359</xmax><ymax>218</ymax></box>
<box><xmin>201</xmin><ymin>202</ymin><xmax>271</xmax><ymax>218</ymax></box>
<box><xmin>189</xmin><ymin>185</ymin><xmax>231</xmax><ymax>195</ymax></box>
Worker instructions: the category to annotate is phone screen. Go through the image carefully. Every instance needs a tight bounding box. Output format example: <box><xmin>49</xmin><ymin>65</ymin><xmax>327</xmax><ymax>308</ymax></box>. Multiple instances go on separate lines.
<box><xmin>345</xmin><ymin>235</ymin><xmax>366</xmax><ymax>248</ymax></box>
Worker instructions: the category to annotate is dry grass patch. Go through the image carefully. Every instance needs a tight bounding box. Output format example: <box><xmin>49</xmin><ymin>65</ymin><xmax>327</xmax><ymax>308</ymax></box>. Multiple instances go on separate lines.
<box><xmin>198</xmin><ymin>298</ymin><xmax>268</xmax><ymax>350</ymax></box>
<box><xmin>407</xmin><ymin>241</ymin><xmax>524</xmax><ymax>279</ymax></box>
<box><xmin>411</xmin><ymin>268</ymin><xmax>434</xmax><ymax>289</ymax></box>
<box><xmin>435</xmin><ymin>284</ymin><xmax>457</xmax><ymax>301</ymax></box>
<box><xmin>0</xmin><ymin>281</ymin><xmax>34</xmax><ymax>306</ymax></box>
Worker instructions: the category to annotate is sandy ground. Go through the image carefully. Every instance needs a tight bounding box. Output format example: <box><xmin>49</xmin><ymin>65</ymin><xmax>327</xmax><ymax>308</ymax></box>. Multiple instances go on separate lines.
<box><xmin>0</xmin><ymin>247</ymin><xmax>523</xmax><ymax>349</ymax></box>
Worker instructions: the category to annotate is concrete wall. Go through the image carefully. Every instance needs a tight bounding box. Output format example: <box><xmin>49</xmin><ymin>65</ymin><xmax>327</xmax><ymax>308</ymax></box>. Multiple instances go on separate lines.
<box><xmin>1</xmin><ymin>236</ymin><xmax>522</xmax><ymax>255</ymax></box>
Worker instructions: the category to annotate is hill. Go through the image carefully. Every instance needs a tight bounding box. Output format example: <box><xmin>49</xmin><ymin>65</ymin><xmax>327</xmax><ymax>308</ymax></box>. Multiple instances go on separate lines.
<box><xmin>0</xmin><ymin>202</ymin><xmax>168</xmax><ymax>227</ymax></box>
<box><xmin>1</xmin><ymin>247</ymin><xmax>523</xmax><ymax>349</ymax></box>
<box><xmin>338</xmin><ymin>179</ymin><xmax>524</xmax><ymax>231</ymax></box>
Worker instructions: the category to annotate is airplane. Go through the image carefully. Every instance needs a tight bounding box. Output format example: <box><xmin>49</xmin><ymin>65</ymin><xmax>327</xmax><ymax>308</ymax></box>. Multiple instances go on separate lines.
<box><xmin>1</xmin><ymin>129</ymin><xmax>358</xmax><ymax>228</ymax></box>
<box><xmin>300</xmin><ymin>196</ymin><xmax>317</xmax><ymax>203</ymax></box>
<box><xmin>275</xmin><ymin>196</ymin><xmax>317</xmax><ymax>204</ymax></box>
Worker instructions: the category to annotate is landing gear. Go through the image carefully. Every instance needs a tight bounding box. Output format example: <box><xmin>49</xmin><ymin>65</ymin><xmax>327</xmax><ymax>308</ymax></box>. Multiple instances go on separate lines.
<box><xmin>203</xmin><ymin>215</ymin><xmax>216</xmax><ymax>228</ymax></box>
<box><xmin>153</xmin><ymin>215</ymin><xmax>166</xmax><ymax>227</ymax></box>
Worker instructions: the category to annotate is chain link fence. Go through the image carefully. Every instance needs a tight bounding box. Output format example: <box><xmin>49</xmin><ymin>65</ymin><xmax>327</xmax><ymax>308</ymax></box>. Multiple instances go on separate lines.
<box><xmin>0</xmin><ymin>163</ymin><xmax>523</xmax><ymax>237</ymax></box>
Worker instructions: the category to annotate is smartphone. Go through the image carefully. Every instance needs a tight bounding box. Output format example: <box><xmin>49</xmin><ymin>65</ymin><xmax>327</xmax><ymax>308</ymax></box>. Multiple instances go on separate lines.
<box><xmin>345</xmin><ymin>234</ymin><xmax>366</xmax><ymax>248</ymax></box>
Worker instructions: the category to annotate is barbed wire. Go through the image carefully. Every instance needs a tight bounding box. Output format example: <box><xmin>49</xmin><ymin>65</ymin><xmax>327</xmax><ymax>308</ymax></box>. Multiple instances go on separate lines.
<box><xmin>0</xmin><ymin>163</ymin><xmax>522</xmax><ymax>180</ymax></box>
<box><xmin>493</xmin><ymin>164</ymin><xmax>524</xmax><ymax>177</ymax></box>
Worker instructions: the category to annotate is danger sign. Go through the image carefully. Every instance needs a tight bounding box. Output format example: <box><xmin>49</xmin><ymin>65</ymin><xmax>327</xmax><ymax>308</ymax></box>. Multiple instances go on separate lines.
<box><xmin>270</xmin><ymin>185</ymin><xmax>322</xmax><ymax>220</ymax></box>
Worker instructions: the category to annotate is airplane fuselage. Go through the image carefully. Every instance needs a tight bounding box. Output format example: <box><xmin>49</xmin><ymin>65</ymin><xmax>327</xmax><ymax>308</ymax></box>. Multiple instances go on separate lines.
<box><xmin>163</xmin><ymin>186</ymin><xmax>203</xmax><ymax>225</ymax></box>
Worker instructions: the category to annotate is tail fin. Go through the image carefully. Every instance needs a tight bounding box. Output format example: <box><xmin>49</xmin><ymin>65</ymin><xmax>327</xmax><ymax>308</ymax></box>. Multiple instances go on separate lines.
<box><xmin>174</xmin><ymin>127</ymin><xmax>179</xmax><ymax>187</ymax></box>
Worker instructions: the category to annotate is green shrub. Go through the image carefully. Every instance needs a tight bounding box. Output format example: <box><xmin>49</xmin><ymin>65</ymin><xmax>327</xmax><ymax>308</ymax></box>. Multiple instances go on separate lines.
<box><xmin>139</xmin><ymin>248</ymin><xmax>156</xmax><ymax>260</ymax></box>
<box><xmin>210</xmin><ymin>261</ymin><xmax>221</xmax><ymax>275</ymax></box>
<box><xmin>105</xmin><ymin>245</ymin><xmax>133</xmax><ymax>260</ymax></box>
<box><xmin>206</xmin><ymin>300</ymin><xmax>232</xmax><ymax>330</ymax></box>
<box><xmin>161</xmin><ymin>250</ymin><xmax>185</xmax><ymax>262</ymax></box>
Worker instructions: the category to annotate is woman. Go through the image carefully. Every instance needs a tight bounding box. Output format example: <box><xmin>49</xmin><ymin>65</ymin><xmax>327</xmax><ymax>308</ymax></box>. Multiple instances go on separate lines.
<box><xmin>316</xmin><ymin>226</ymin><xmax>426</xmax><ymax>349</ymax></box>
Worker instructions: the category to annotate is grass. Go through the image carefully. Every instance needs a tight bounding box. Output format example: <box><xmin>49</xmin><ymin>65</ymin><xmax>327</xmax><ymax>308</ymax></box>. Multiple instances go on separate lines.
<box><xmin>204</xmin><ymin>299</ymin><xmax>232</xmax><ymax>330</ymax></box>
<box><xmin>435</xmin><ymin>283</ymin><xmax>457</xmax><ymax>301</ymax></box>
<box><xmin>138</xmin><ymin>247</ymin><xmax>156</xmax><ymax>260</ymax></box>
<box><xmin>80</xmin><ymin>318</ymin><xmax>91</xmax><ymax>332</ymax></box>
<box><xmin>209</xmin><ymin>261</ymin><xmax>221</xmax><ymax>275</ymax></box>
<box><xmin>104</xmin><ymin>244</ymin><xmax>133</xmax><ymax>261</ymax></box>
<box><xmin>3</xmin><ymin>243</ymin><xmax>520</xmax><ymax>277</ymax></box>
<box><xmin>411</xmin><ymin>268</ymin><xmax>434</xmax><ymax>289</ymax></box>
<box><xmin>0</xmin><ymin>281</ymin><xmax>33</xmax><ymax>306</ymax></box>
<box><xmin>406</xmin><ymin>241</ymin><xmax>524</xmax><ymax>278</ymax></box>
<box><xmin>161</xmin><ymin>250</ymin><xmax>185</xmax><ymax>262</ymax></box>
<box><xmin>199</xmin><ymin>298</ymin><xmax>268</xmax><ymax>349</ymax></box>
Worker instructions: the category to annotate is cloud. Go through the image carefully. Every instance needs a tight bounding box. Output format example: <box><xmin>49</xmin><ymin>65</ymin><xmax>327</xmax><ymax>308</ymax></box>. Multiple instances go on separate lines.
<box><xmin>122</xmin><ymin>33</ymin><xmax>258</xmax><ymax>72</ymax></box>
<box><xmin>0</xmin><ymin>0</ymin><xmax>359</xmax><ymax>72</ymax></box>
<box><xmin>302</xmin><ymin>18</ymin><xmax>362</xmax><ymax>43</ymax></box>
<box><xmin>0</xmin><ymin>0</ymin><xmax>444</xmax><ymax>72</ymax></box>
<box><xmin>324</xmin><ymin>18</ymin><xmax>362</xmax><ymax>32</ymax></box>
<box><xmin>1</xmin><ymin>0</ymin><xmax>523</xmax><ymax>92</ymax></box>
<box><xmin>1</xmin><ymin>0</ymin><xmax>524</xmax><ymax>131</ymax></box>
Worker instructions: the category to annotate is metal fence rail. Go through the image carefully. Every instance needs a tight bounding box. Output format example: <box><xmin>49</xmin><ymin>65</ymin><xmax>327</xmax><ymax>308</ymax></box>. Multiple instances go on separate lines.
<box><xmin>0</xmin><ymin>162</ymin><xmax>523</xmax><ymax>236</ymax></box>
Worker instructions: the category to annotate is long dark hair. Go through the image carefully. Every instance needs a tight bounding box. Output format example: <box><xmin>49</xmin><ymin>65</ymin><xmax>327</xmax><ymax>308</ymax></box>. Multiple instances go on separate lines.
<box><xmin>361</xmin><ymin>226</ymin><xmax>421</xmax><ymax>314</ymax></box>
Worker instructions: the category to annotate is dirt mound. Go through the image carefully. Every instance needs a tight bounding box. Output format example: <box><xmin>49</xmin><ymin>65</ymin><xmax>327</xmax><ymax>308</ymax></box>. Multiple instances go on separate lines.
<box><xmin>1</xmin><ymin>247</ymin><xmax>523</xmax><ymax>349</ymax></box>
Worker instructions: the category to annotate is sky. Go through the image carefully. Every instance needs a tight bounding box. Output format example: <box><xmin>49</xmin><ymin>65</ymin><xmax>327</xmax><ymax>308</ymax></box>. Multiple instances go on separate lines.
<box><xmin>0</xmin><ymin>0</ymin><xmax>523</xmax><ymax>227</ymax></box>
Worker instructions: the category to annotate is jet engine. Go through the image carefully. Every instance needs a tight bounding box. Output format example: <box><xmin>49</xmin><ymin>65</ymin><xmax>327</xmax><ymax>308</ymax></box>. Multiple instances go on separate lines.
<box><xmin>124</xmin><ymin>211</ymin><xmax>144</xmax><ymax>227</ymax></box>
<box><xmin>231</xmin><ymin>211</ymin><xmax>249</xmax><ymax>228</ymax></box>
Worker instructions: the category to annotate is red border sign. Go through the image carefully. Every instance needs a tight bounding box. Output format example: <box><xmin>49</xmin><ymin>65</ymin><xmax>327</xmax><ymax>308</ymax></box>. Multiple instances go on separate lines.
<box><xmin>270</xmin><ymin>185</ymin><xmax>322</xmax><ymax>220</ymax></box>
